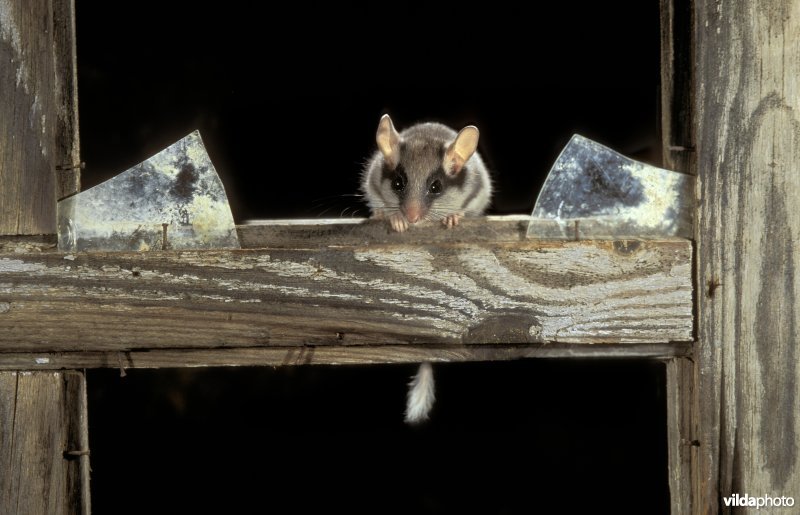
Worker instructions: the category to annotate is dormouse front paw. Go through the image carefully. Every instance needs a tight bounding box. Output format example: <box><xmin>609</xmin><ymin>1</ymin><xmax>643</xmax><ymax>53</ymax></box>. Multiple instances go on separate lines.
<box><xmin>442</xmin><ymin>213</ymin><xmax>464</xmax><ymax>229</ymax></box>
<box><xmin>389</xmin><ymin>213</ymin><xmax>409</xmax><ymax>232</ymax></box>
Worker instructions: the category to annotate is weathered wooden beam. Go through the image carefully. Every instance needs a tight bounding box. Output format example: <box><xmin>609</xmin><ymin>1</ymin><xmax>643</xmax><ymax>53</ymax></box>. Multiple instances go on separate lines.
<box><xmin>0</xmin><ymin>0</ymin><xmax>80</xmax><ymax>235</ymax></box>
<box><xmin>666</xmin><ymin>357</ymin><xmax>698</xmax><ymax>515</ymax></box>
<box><xmin>239</xmin><ymin>216</ymin><xmax>689</xmax><ymax>247</ymax></box>
<box><xmin>0</xmin><ymin>342</ymin><xmax>694</xmax><ymax>370</ymax></box>
<box><xmin>0</xmin><ymin>216</ymin><xmax>682</xmax><ymax>252</ymax></box>
<box><xmin>660</xmin><ymin>0</ymin><xmax>695</xmax><ymax>176</ymax></box>
<box><xmin>0</xmin><ymin>2</ymin><xmax>87</xmax><ymax>514</ymax></box>
<box><xmin>660</xmin><ymin>1</ymin><xmax>698</xmax><ymax>513</ymax></box>
<box><xmin>695</xmin><ymin>0</ymin><xmax>800</xmax><ymax>512</ymax></box>
<box><xmin>0</xmin><ymin>371</ymin><xmax>90</xmax><ymax>514</ymax></box>
<box><xmin>239</xmin><ymin>216</ymin><xmax>533</xmax><ymax>247</ymax></box>
<box><xmin>0</xmin><ymin>230</ymin><xmax>693</xmax><ymax>353</ymax></box>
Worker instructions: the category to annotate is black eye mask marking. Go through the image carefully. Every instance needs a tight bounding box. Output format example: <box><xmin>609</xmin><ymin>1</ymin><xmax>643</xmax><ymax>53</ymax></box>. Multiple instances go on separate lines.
<box><xmin>391</xmin><ymin>167</ymin><xmax>407</xmax><ymax>193</ymax></box>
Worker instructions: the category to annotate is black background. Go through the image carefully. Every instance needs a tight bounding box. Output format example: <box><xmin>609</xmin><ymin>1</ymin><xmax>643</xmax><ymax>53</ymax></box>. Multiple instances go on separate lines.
<box><xmin>77</xmin><ymin>1</ymin><xmax>669</xmax><ymax>513</ymax></box>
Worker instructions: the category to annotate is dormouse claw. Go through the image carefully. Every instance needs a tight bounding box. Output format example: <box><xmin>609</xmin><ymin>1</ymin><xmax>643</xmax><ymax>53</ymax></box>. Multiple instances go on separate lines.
<box><xmin>442</xmin><ymin>213</ymin><xmax>464</xmax><ymax>228</ymax></box>
<box><xmin>389</xmin><ymin>213</ymin><xmax>409</xmax><ymax>233</ymax></box>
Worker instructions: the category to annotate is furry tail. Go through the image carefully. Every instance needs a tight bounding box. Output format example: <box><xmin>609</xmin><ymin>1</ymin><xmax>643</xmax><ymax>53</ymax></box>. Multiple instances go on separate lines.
<box><xmin>405</xmin><ymin>362</ymin><xmax>435</xmax><ymax>424</ymax></box>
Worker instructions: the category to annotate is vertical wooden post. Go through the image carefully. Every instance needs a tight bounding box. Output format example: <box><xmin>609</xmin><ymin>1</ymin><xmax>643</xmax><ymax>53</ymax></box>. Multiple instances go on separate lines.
<box><xmin>0</xmin><ymin>0</ymin><xmax>80</xmax><ymax>235</ymax></box>
<box><xmin>1</xmin><ymin>1</ymin><xmax>87</xmax><ymax>513</ymax></box>
<box><xmin>695</xmin><ymin>0</ymin><xmax>800</xmax><ymax>513</ymax></box>
<box><xmin>666</xmin><ymin>358</ymin><xmax>697</xmax><ymax>514</ymax></box>
<box><xmin>0</xmin><ymin>372</ymin><xmax>90</xmax><ymax>514</ymax></box>
<box><xmin>661</xmin><ymin>1</ymin><xmax>698</xmax><ymax>512</ymax></box>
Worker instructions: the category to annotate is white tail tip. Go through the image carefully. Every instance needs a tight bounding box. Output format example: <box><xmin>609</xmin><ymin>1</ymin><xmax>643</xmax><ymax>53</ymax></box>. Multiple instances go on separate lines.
<box><xmin>405</xmin><ymin>362</ymin><xmax>435</xmax><ymax>424</ymax></box>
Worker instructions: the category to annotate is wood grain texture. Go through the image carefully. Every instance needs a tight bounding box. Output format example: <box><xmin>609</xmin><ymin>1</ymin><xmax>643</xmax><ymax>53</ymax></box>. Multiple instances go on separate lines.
<box><xmin>52</xmin><ymin>0</ymin><xmax>81</xmax><ymax>201</ymax></box>
<box><xmin>0</xmin><ymin>237</ymin><xmax>693</xmax><ymax>352</ymax></box>
<box><xmin>666</xmin><ymin>357</ymin><xmax>698</xmax><ymax>515</ymax></box>
<box><xmin>0</xmin><ymin>234</ymin><xmax>57</xmax><ymax>254</ymax></box>
<box><xmin>0</xmin><ymin>371</ymin><xmax>89</xmax><ymax>515</ymax></box>
<box><xmin>0</xmin><ymin>0</ymin><xmax>79</xmax><ymax>235</ymax></box>
<box><xmin>660</xmin><ymin>0</ymin><xmax>695</xmax><ymax>175</ymax></box>
<box><xmin>240</xmin><ymin>216</ymin><xmax>533</xmax><ymax>248</ymax></box>
<box><xmin>695</xmin><ymin>0</ymin><xmax>800</xmax><ymax>511</ymax></box>
<box><xmin>0</xmin><ymin>342</ymin><xmax>693</xmax><ymax>370</ymax></box>
<box><xmin>660</xmin><ymin>2</ymin><xmax>698</xmax><ymax>512</ymax></box>
<box><xmin>241</xmin><ymin>216</ymin><xmax>691</xmax><ymax>247</ymax></box>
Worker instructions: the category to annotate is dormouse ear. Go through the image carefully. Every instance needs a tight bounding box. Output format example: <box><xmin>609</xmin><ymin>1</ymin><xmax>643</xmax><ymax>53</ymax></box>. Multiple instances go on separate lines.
<box><xmin>376</xmin><ymin>114</ymin><xmax>401</xmax><ymax>169</ymax></box>
<box><xmin>443</xmin><ymin>125</ymin><xmax>479</xmax><ymax>176</ymax></box>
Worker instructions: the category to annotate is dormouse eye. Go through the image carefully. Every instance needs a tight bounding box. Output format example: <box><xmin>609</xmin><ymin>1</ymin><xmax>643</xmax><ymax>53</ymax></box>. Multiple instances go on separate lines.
<box><xmin>391</xmin><ymin>173</ymin><xmax>406</xmax><ymax>192</ymax></box>
<box><xmin>428</xmin><ymin>179</ymin><xmax>443</xmax><ymax>196</ymax></box>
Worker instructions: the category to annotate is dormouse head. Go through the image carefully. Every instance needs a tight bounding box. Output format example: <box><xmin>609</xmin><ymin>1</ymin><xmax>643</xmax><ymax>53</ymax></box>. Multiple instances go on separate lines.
<box><xmin>376</xmin><ymin>114</ymin><xmax>480</xmax><ymax>176</ymax></box>
<box><xmin>375</xmin><ymin>114</ymin><xmax>480</xmax><ymax>223</ymax></box>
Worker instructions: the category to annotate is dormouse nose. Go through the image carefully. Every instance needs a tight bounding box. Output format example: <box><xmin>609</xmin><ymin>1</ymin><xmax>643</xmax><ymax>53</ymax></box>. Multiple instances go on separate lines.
<box><xmin>403</xmin><ymin>201</ymin><xmax>425</xmax><ymax>224</ymax></box>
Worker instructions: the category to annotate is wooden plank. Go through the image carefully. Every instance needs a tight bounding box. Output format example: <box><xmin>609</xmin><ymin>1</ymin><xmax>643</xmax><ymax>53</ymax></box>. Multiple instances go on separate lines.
<box><xmin>0</xmin><ymin>371</ymin><xmax>90</xmax><ymax>514</ymax></box>
<box><xmin>660</xmin><ymin>1</ymin><xmax>698</xmax><ymax>513</ymax></box>
<box><xmin>52</xmin><ymin>0</ymin><xmax>81</xmax><ymax>202</ymax></box>
<box><xmin>0</xmin><ymin>0</ymin><xmax>80</xmax><ymax>235</ymax></box>
<box><xmin>0</xmin><ymin>238</ymin><xmax>693</xmax><ymax>352</ymax></box>
<box><xmin>0</xmin><ymin>2</ymin><xmax>86</xmax><ymax>514</ymax></box>
<box><xmin>659</xmin><ymin>0</ymin><xmax>695</xmax><ymax>175</ymax></box>
<box><xmin>0</xmin><ymin>216</ymin><xmax>563</xmax><ymax>253</ymax></box>
<box><xmin>63</xmin><ymin>371</ymin><xmax>90</xmax><ymax>515</ymax></box>
<box><xmin>239</xmin><ymin>216</ymin><xmax>532</xmax><ymax>248</ymax></box>
<box><xmin>0</xmin><ymin>234</ymin><xmax>57</xmax><ymax>253</ymax></box>
<box><xmin>0</xmin><ymin>342</ymin><xmax>694</xmax><ymax>370</ymax></box>
<box><xmin>666</xmin><ymin>357</ymin><xmax>697</xmax><ymax>515</ymax></box>
<box><xmin>240</xmin><ymin>216</ymin><xmax>689</xmax><ymax>247</ymax></box>
<box><xmin>0</xmin><ymin>216</ymin><xmax>674</xmax><ymax>253</ymax></box>
<box><xmin>695</xmin><ymin>0</ymin><xmax>800</xmax><ymax>512</ymax></box>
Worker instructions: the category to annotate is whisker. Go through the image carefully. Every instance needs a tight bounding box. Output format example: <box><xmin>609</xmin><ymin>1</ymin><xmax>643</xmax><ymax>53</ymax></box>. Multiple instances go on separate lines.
<box><xmin>311</xmin><ymin>197</ymin><xmax>370</xmax><ymax>218</ymax></box>
<box><xmin>340</xmin><ymin>207</ymin><xmax>368</xmax><ymax>217</ymax></box>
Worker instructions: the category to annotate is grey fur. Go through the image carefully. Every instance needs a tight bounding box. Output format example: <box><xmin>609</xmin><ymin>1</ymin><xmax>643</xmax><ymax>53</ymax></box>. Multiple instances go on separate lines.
<box><xmin>361</xmin><ymin>116</ymin><xmax>494</xmax><ymax>423</ymax></box>
<box><xmin>362</xmin><ymin>119</ymin><xmax>492</xmax><ymax>225</ymax></box>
